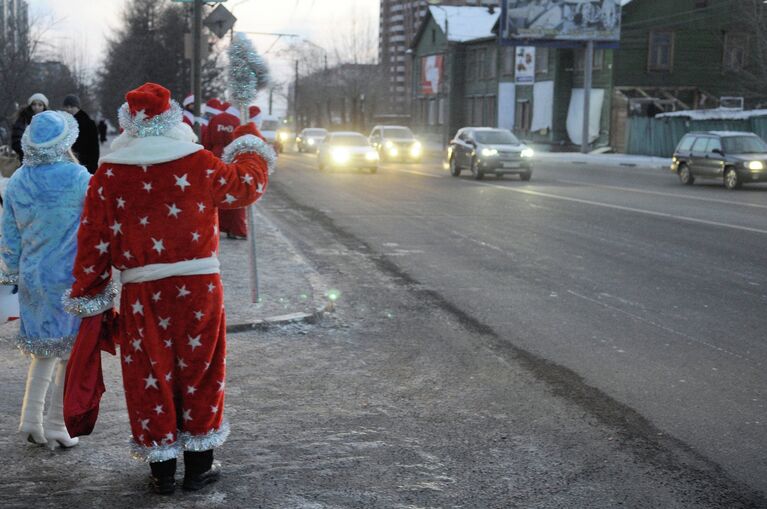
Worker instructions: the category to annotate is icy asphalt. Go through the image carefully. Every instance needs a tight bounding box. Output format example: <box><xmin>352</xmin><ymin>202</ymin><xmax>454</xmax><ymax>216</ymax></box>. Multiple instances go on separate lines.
<box><xmin>0</xmin><ymin>155</ymin><xmax>765</xmax><ymax>508</ymax></box>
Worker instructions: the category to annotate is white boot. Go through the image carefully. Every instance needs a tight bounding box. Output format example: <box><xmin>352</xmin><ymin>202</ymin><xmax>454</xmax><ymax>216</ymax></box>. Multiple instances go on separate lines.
<box><xmin>43</xmin><ymin>358</ymin><xmax>79</xmax><ymax>450</ymax></box>
<box><xmin>19</xmin><ymin>356</ymin><xmax>56</xmax><ymax>445</ymax></box>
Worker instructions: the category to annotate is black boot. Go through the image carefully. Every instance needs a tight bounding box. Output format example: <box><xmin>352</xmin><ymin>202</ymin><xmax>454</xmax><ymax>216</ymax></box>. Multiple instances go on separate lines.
<box><xmin>149</xmin><ymin>458</ymin><xmax>177</xmax><ymax>495</ymax></box>
<box><xmin>182</xmin><ymin>450</ymin><xmax>221</xmax><ymax>491</ymax></box>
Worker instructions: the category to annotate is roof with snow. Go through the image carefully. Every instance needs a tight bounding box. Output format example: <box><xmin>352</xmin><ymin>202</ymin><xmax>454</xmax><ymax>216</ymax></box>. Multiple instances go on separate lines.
<box><xmin>428</xmin><ymin>6</ymin><xmax>500</xmax><ymax>43</ymax></box>
<box><xmin>657</xmin><ymin>108</ymin><xmax>767</xmax><ymax>120</ymax></box>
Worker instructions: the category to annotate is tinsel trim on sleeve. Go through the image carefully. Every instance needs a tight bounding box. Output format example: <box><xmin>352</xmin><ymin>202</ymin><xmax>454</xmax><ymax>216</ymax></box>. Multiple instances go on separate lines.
<box><xmin>179</xmin><ymin>421</ymin><xmax>230</xmax><ymax>452</ymax></box>
<box><xmin>130</xmin><ymin>437</ymin><xmax>181</xmax><ymax>463</ymax></box>
<box><xmin>62</xmin><ymin>280</ymin><xmax>119</xmax><ymax>317</ymax></box>
<box><xmin>222</xmin><ymin>134</ymin><xmax>276</xmax><ymax>175</ymax></box>
<box><xmin>0</xmin><ymin>272</ymin><xmax>19</xmax><ymax>285</ymax></box>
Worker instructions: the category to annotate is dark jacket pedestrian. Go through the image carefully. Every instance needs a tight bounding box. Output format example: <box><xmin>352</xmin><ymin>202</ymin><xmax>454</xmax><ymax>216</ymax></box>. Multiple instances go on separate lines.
<box><xmin>63</xmin><ymin>94</ymin><xmax>100</xmax><ymax>173</ymax></box>
<box><xmin>11</xmin><ymin>93</ymin><xmax>49</xmax><ymax>160</ymax></box>
<box><xmin>98</xmin><ymin>120</ymin><xmax>107</xmax><ymax>144</ymax></box>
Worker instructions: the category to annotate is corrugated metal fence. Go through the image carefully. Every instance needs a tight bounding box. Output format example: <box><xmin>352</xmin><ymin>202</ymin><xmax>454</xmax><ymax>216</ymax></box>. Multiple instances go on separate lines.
<box><xmin>627</xmin><ymin>116</ymin><xmax>767</xmax><ymax>157</ymax></box>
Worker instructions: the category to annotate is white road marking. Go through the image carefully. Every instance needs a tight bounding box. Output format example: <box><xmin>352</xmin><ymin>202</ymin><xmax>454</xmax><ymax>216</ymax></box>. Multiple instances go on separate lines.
<box><xmin>566</xmin><ymin>290</ymin><xmax>749</xmax><ymax>362</ymax></box>
<box><xmin>557</xmin><ymin>179</ymin><xmax>767</xmax><ymax>210</ymax></box>
<box><xmin>473</xmin><ymin>181</ymin><xmax>767</xmax><ymax>236</ymax></box>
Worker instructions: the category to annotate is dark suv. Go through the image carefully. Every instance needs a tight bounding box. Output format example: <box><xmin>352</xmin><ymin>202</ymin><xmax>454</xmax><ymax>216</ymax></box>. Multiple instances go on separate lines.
<box><xmin>671</xmin><ymin>131</ymin><xmax>767</xmax><ymax>190</ymax></box>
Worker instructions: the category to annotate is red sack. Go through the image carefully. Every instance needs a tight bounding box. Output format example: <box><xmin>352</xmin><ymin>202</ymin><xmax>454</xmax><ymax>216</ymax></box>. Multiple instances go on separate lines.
<box><xmin>64</xmin><ymin>310</ymin><xmax>118</xmax><ymax>437</ymax></box>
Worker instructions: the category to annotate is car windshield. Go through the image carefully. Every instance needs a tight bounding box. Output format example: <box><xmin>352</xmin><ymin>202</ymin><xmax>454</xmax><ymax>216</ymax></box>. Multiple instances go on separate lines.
<box><xmin>304</xmin><ymin>129</ymin><xmax>327</xmax><ymax>136</ymax></box>
<box><xmin>474</xmin><ymin>130</ymin><xmax>519</xmax><ymax>145</ymax></box>
<box><xmin>722</xmin><ymin>136</ymin><xmax>767</xmax><ymax>154</ymax></box>
<box><xmin>330</xmin><ymin>134</ymin><xmax>368</xmax><ymax>146</ymax></box>
<box><xmin>261</xmin><ymin>120</ymin><xmax>279</xmax><ymax>131</ymax></box>
<box><xmin>383</xmin><ymin>127</ymin><xmax>414</xmax><ymax>139</ymax></box>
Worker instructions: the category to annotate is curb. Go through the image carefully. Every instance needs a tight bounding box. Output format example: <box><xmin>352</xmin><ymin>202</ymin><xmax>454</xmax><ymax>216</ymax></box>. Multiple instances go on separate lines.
<box><xmin>226</xmin><ymin>300</ymin><xmax>335</xmax><ymax>334</ymax></box>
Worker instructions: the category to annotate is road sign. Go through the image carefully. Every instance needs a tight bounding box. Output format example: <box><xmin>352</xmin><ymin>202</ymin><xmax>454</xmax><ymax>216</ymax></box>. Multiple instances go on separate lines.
<box><xmin>204</xmin><ymin>4</ymin><xmax>237</xmax><ymax>39</ymax></box>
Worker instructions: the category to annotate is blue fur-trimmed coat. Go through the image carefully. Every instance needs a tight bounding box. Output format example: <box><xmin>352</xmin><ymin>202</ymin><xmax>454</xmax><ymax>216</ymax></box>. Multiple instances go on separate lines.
<box><xmin>0</xmin><ymin>161</ymin><xmax>90</xmax><ymax>357</ymax></box>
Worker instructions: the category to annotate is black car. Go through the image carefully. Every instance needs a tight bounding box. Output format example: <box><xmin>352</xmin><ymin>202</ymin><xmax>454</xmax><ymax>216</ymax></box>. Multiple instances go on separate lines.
<box><xmin>671</xmin><ymin>131</ymin><xmax>767</xmax><ymax>190</ymax></box>
<box><xmin>448</xmin><ymin>127</ymin><xmax>534</xmax><ymax>180</ymax></box>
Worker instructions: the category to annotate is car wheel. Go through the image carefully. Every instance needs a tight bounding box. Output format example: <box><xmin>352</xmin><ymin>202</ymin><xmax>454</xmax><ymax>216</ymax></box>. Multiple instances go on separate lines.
<box><xmin>470</xmin><ymin>158</ymin><xmax>484</xmax><ymax>180</ymax></box>
<box><xmin>318</xmin><ymin>160</ymin><xmax>325</xmax><ymax>171</ymax></box>
<box><xmin>519</xmin><ymin>172</ymin><xmax>532</xmax><ymax>181</ymax></box>
<box><xmin>678</xmin><ymin>164</ymin><xmax>694</xmax><ymax>185</ymax></box>
<box><xmin>370</xmin><ymin>167</ymin><xmax>378</xmax><ymax>174</ymax></box>
<box><xmin>724</xmin><ymin>167</ymin><xmax>741</xmax><ymax>190</ymax></box>
<box><xmin>449</xmin><ymin>156</ymin><xmax>461</xmax><ymax>177</ymax></box>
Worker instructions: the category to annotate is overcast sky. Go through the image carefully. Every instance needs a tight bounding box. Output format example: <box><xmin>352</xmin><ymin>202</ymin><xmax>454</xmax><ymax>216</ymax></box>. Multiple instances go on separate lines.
<box><xmin>29</xmin><ymin>0</ymin><xmax>378</xmax><ymax>113</ymax></box>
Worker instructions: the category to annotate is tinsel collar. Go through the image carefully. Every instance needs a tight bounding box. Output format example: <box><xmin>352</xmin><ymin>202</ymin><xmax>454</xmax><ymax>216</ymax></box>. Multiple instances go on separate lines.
<box><xmin>20</xmin><ymin>112</ymin><xmax>79</xmax><ymax>167</ymax></box>
<box><xmin>118</xmin><ymin>100</ymin><xmax>183</xmax><ymax>138</ymax></box>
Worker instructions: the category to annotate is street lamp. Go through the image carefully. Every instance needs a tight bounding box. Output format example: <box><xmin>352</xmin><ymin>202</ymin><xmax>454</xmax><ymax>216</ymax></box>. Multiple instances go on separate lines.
<box><xmin>428</xmin><ymin>0</ymin><xmax>450</xmax><ymax>149</ymax></box>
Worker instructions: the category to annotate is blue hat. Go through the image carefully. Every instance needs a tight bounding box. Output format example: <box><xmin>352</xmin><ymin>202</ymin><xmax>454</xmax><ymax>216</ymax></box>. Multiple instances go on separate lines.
<box><xmin>21</xmin><ymin>111</ymin><xmax>79</xmax><ymax>166</ymax></box>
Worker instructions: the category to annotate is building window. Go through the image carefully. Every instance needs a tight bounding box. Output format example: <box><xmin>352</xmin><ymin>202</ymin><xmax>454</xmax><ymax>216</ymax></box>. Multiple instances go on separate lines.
<box><xmin>488</xmin><ymin>47</ymin><xmax>497</xmax><ymax>78</ymax></box>
<box><xmin>473</xmin><ymin>96</ymin><xmax>483</xmax><ymax>125</ymax></box>
<box><xmin>431</xmin><ymin>28</ymin><xmax>436</xmax><ymax>44</ymax></box>
<box><xmin>723</xmin><ymin>33</ymin><xmax>747</xmax><ymax>71</ymax></box>
<box><xmin>648</xmin><ymin>31</ymin><xmax>674</xmax><ymax>71</ymax></box>
<box><xmin>502</xmin><ymin>46</ymin><xmax>515</xmax><ymax>76</ymax></box>
<box><xmin>477</xmin><ymin>48</ymin><xmax>487</xmax><ymax>79</ymax></box>
<box><xmin>575</xmin><ymin>48</ymin><xmax>603</xmax><ymax>71</ymax></box>
<box><xmin>485</xmin><ymin>95</ymin><xmax>497</xmax><ymax>127</ymax></box>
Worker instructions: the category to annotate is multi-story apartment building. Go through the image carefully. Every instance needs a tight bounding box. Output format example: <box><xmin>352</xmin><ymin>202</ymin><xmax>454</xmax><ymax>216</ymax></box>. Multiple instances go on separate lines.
<box><xmin>378</xmin><ymin>0</ymin><xmax>497</xmax><ymax>116</ymax></box>
<box><xmin>0</xmin><ymin>0</ymin><xmax>28</xmax><ymax>51</ymax></box>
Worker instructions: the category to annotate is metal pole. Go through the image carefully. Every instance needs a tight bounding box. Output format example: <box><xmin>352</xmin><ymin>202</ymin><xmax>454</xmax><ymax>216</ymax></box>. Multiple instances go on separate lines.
<box><xmin>192</xmin><ymin>0</ymin><xmax>203</xmax><ymax>139</ymax></box>
<box><xmin>237</xmin><ymin>108</ymin><xmax>260</xmax><ymax>302</ymax></box>
<box><xmin>294</xmin><ymin>60</ymin><xmax>299</xmax><ymax>138</ymax></box>
<box><xmin>443</xmin><ymin>15</ymin><xmax>449</xmax><ymax>149</ymax></box>
<box><xmin>581</xmin><ymin>40</ymin><xmax>594</xmax><ymax>154</ymax></box>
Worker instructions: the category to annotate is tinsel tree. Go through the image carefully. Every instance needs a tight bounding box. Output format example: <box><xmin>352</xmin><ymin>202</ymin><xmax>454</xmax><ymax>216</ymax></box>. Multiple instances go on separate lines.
<box><xmin>227</xmin><ymin>32</ymin><xmax>270</xmax><ymax>109</ymax></box>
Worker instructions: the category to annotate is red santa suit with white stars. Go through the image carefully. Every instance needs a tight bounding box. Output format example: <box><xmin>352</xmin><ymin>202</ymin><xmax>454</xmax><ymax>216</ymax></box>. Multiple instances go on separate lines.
<box><xmin>207</xmin><ymin>103</ymin><xmax>248</xmax><ymax>238</ymax></box>
<box><xmin>65</xmin><ymin>83</ymin><xmax>274</xmax><ymax>463</ymax></box>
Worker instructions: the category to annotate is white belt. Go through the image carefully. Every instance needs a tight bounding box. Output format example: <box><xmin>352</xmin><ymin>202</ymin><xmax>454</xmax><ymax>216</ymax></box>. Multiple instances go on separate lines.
<box><xmin>120</xmin><ymin>256</ymin><xmax>220</xmax><ymax>284</ymax></box>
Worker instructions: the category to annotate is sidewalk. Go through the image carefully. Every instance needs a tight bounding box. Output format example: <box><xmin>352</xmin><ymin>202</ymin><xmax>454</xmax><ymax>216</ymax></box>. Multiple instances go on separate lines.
<box><xmin>0</xmin><ymin>208</ymin><xmax>330</xmax><ymax>508</ymax></box>
<box><xmin>535</xmin><ymin>150</ymin><xmax>672</xmax><ymax>170</ymax></box>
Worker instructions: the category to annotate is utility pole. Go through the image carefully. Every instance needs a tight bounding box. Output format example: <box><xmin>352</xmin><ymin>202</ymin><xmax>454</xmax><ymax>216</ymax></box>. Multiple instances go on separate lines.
<box><xmin>294</xmin><ymin>59</ymin><xmax>299</xmax><ymax>136</ymax></box>
<box><xmin>192</xmin><ymin>0</ymin><xmax>203</xmax><ymax>138</ymax></box>
<box><xmin>581</xmin><ymin>40</ymin><xmax>594</xmax><ymax>154</ymax></box>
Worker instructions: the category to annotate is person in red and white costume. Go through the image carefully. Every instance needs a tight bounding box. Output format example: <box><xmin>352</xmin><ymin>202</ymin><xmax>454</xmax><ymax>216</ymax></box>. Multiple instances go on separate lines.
<box><xmin>207</xmin><ymin>102</ymin><xmax>249</xmax><ymax>239</ymax></box>
<box><xmin>181</xmin><ymin>94</ymin><xmax>209</xmax><ymax>148</ymax></box>
<box><xmin>64</xmin><ymin>82</ymin><xmax>274</xmax><ymax>494</ymax></box>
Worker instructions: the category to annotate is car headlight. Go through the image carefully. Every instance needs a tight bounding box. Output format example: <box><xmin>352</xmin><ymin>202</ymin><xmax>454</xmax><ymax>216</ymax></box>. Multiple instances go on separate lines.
<box><xmin>385</xmin><ymin>140</ymin><xmax>394</xmax><ymax>150</ymax></box>
<box><xmin>331</xmin><ymin>148</ymin><xmax>350</xmax><ymax>164</ymax></box>
<box><xmin>308</xmin><ymin>138</ymin><xmax>315</xmax><ymax>146</ymax></box>
<box><xmin>481</xmin><ymin>148</ymin><xmax>498</xmax><ymax>157</ymax></box>
<box><xmin>410</xmin><ymin>142</ymin><xmax>422</xmax><ymax>157</ymax></box>
<box><xmin>747</xmin><ymin>161</ymin><xmax>764</xmax><ymax>170</ymax></box>
<box><xmin>388</xmin><ymin>147</ymin><xmax>399</xmax><ymax>157</ymax></box>
<box><xmin>521</xmin><ymin>148</ymin><xmax>534</xmax><ymax>159</ymax></box>
<box><xmin>365</xmin><ymin>150</ymin><xmax>379</xmax><ymax>161</ymax></box>
<box><xmin>280</xmin><ymin>132</ymin><xmax>289</xmax><ymax>142</ymax></box>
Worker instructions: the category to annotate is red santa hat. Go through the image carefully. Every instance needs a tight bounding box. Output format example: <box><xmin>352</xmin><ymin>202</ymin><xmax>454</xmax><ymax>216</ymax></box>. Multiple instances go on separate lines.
<box><xmin>248</xmin><ymin>106</ymin><xmax>262</xmax><ymax>122</ymax></box>
<box><xmin>118</xmin><ymin>82</ymin><xmax>184</xmax><ymax>137</ymax></box>
<box><xmin>183</xmin><ymin>93</ymin><xmax>194</xmax><ymax>107</ymax></box>
<box><xmin>205</xmin><ymin>98</ymin><xmax>224</xmax><ymax>116</ymax></box>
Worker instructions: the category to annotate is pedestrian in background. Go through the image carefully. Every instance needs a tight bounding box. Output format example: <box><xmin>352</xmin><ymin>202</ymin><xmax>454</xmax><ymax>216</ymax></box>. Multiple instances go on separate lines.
<box><xmin>11</xmin><ymin>93</ymin><xmax>48</xmax><ymax>160</ymax></box>
<box><xmin>63</xmin><ymin>94</ymin><xmax>100</xmax><ymax>173</ymax></box>
<box><xmin>98</xmin><ymin>119</ymin><xmax>108</xmax><ymax>144</ymax></box>
<box><xmin>0</xmin><ymin>110</ymin><xmax>91</xmax><ymax>450</ymax></box>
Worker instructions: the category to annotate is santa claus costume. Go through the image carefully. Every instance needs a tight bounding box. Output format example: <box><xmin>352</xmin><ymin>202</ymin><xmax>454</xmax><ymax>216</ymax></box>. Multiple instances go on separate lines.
<box><xmin>206</xmin><ymin>102</ymin><xmax>249</xmax><ymax>239</ymax></box>
<box><xmin>181</xmin><ymin>94</ymin><xmax>209</xmax><ymax>148</ymax></box>
<box><xmin>64</xmin><ymin>83</ymin><xmax>273</xmax><ymax>494</ymax></box>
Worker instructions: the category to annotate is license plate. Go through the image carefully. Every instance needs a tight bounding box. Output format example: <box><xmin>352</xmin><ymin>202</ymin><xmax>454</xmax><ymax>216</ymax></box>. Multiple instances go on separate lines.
<box><xmin>502</xmin><ymin>162</ymin><xmax>519</xmax><ymax>169</ymax></box>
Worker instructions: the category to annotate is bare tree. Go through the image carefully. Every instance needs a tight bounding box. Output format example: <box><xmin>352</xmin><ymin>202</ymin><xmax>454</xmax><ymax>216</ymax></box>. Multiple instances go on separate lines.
<box><xmin>98</xmin><ymin>0</ymin><xmax>225</xmax><ymax>125</ymax></box>
<box><xmin>735</xmin><ymin>0</ymin><xmax>767</xmax><ymax>105</ymax></box>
